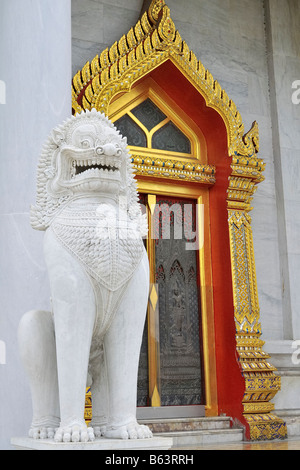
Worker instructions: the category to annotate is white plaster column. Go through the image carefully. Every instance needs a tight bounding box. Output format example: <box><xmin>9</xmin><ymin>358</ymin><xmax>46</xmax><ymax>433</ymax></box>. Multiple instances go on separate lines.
<box><xmin>264</xmin><ymin>0</ymin><xmax>300</xmax><ymax>432</ymax></box>
<box><xmin>0</xmin><ymin>0</ymin><xmax>71</xmax><ymax>449</ymax></box>
<box><xmin>265</xmin><ymin>0</ymin><xmax>300</xmax><ymax>341</ymax></box>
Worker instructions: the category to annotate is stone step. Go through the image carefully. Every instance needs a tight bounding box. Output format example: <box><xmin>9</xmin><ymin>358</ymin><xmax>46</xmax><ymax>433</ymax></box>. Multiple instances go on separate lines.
<box><xmin>140</xmin><ymin>416</ymin><xmax>232</xmax><ymax>433</ymax></box>
<box><xmin>155</xmin><ymin>428</ymin><xmax>244</xmax><ymax>448</ymax></box>
<box><xmin>139</xmin><ymin>417</ymin><xmax>244</xmax><ymax>448</ymax></box>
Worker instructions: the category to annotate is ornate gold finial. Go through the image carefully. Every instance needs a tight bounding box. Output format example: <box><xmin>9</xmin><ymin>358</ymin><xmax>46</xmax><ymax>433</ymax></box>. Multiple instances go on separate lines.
<box><xmin>148</xmin><ymin>0</ymin><xmax>166</xmax><ymax>24</ymax></box>
<box><xmin>235</xmin><ymin>121</ymin><xmax>260</xmax><ymax>157</ymax></box>
<box><xmin>157</xmin><ymin>6</ymin><xmax>176</xmax><ymax>44</ymax></box>
<box><xmin>243</xmin><ymin>121</ymin><xmax>259</xmax><ymax>154</ymax></box>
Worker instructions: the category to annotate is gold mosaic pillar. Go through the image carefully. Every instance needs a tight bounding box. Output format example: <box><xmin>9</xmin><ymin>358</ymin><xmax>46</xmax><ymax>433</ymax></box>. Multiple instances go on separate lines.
<box><xmin>227</xmin><ymin>125</ymin><xmax>287</xmax><ymax>440</ymax></box>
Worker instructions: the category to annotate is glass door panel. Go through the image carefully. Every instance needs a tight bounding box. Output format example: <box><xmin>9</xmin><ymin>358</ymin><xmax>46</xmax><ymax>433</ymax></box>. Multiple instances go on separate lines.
<box><xmin>137</xmin><ymin>194</ymin><xmax>204</xmax><ymax>409</ymax></box>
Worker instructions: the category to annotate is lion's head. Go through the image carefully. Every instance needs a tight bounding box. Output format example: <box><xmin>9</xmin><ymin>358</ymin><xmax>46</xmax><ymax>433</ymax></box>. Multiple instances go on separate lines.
<box><xmin>30</xmin><ymin>109</ymin><xmax>145</xmax><ymax>233</ymax></box>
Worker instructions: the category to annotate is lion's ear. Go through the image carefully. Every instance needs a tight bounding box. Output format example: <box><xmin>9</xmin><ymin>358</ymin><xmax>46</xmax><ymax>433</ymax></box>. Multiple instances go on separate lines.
<box><xmin>51</xmin><ymin>127</ymin><xmax>65</xmax><ymax>147</ymax></box>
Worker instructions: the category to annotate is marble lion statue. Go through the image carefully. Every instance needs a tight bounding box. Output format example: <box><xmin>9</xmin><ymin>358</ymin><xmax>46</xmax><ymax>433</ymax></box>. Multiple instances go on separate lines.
<box><xmin>18</xmin><ymin>109</ymin><xmax>152</xmax><ymax>443</ymax></box>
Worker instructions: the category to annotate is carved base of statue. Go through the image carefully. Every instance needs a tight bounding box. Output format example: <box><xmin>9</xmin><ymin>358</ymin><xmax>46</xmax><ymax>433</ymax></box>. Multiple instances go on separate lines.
<box><xmin>11</xmin><ymin>436</ymin><xmax>173</xmax><ymax>451</ymax></box>
<box><xmin>17</xmin><ymin>110</ymin><xmax>154</xmax><ymax>443</ymax></box>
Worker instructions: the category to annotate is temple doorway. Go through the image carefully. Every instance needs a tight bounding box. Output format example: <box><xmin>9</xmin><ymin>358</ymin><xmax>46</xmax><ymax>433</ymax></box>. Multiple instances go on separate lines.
<box><xmin>110</xmin><ymin>81</ymin><xmax>209</xmax><ymax>418</ymax></box>
<box><xmin>137</xmin><ymin>195</ymin><xmax>205</xmax><ymax>417</ymax></box>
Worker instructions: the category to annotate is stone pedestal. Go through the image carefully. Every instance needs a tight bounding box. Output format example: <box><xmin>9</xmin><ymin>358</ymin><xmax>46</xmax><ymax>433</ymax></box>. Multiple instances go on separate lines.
<box><xmin>11</xmin><ymin>436</ymin><xmax>173</xmax><ymax>451</ymax></box>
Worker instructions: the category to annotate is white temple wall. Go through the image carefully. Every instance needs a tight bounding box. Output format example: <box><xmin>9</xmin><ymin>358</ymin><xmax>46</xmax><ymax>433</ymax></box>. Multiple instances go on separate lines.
<box><xmin>264</xmin><ymin>0</ymin><xmax>300</xmax><ymax>341</ymax></box>
<box><xmin>0</xmin><ymin>0</ymin><xmax>71</xmax><ymax>449</ymax></box>
<box><xmin>262</xmin><ymin>0</ymin><xmax>300</xmax><ymax>419</ymax></box>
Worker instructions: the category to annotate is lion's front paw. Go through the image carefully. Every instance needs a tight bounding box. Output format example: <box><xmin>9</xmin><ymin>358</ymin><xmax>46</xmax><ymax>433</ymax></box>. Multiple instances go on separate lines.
<box><xmin>29</xmin><ymin>416</ymin><xmax>60</xmax><ymax>440</ymax></box>
<box><xmin>29</xmin><ymin>426</ymin><xmax>57</xmax><ymax>440</ymax></box>
<box><xmin>54</xmin><ymin>420</ymin><xmax>95</xmax><ymax>443</ymax></box>
<box><xmin>91</xmin><ymin>425</ymin><xmax>106</xmax><ymax>438</ymax></box>
<box><xmin>89</xmin><ymin>418</ymin><xmax>107</xmax><ymax>438</ymax></box>
<box><xmin>104</xmin><ymin>421</ymin><xmax>153</xmax><ymax>440</ymax></box>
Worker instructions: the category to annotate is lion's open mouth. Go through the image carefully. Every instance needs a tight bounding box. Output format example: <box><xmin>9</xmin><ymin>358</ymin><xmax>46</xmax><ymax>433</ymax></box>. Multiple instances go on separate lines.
<box><xmin>71</xmin><ymin>158</ymin><xmax>121</xmax><ymax>181</ymax></box>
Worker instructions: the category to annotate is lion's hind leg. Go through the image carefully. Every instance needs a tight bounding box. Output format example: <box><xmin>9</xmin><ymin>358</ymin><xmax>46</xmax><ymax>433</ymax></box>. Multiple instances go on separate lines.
<box><xmin>18</xmin><ymin>310</ymin><xmax>60</xmax><ymax>439</ymax></box>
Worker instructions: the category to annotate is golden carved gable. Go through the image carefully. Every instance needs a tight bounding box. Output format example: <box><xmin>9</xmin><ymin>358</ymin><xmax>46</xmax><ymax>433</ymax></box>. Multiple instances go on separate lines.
<box><xmin>72</xmin><ymin>1</ymin><xmax>260</xmax><ymax>165</ymax></box>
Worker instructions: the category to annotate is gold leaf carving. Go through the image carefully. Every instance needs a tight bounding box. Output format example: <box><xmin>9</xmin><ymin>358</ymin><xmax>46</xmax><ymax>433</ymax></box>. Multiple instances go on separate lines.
<box><xmin>109</xmin><ymin>61</ymin><xmax>119</xmax><ymax>80</ymax></box>
<box><xmin>109</xmin><ymin>41</ymin><xmax>119</xmax><ymax>63</ymax></box>
<box><xmin>81</xmin><ymin>62</ymin><xmax>91</xmax><ymax>85</ymax></box>
<box><xmin>127</xmin><ymin>27</ymin><xmax>138</xmax><ymax>50</ymax></box>
<box><xmin>99</xmin><ymin>48</ymin><xmax>109</xmax><ymax>69</ymax></box>
<box><xmin>85</xmin><ymin>84</ymin><xmax>94</xmax><ymax>103</ymax></box>
<box><xmin>141</xmin><ymin>11</ymin><xmax>153</xmax><ymax>35</ymax></box>
<box><xmin>82</xmin><ymin>95</ymin><xmax>91</xmax><ymax>111</ymax></box>
<box><xmin>91</xmin><ymin>55</ymin><xmax>100</xmax><ymax>76</ymax></box>
<box><xmin>134</xmin><ymin>20</ymin><xmax>144</xmax><ymax>43</ymax></box>
<box><xmin>144</xmin><ymin>35</ymin><xmax>153</xmax><ymax>55</ymax></box>
<box><xmin>150</xmin><ymin>29</ymin><xmax>161</xmax><ymax>49</ymax></box>
<box><xmin>92</xmin><ymin>75</ymin><xmax>101</xmax><ymax>95</ymax></box>
<box><xmin>118</xmin><ymin>35</ymin><xmax>128</xmax><ymax>57</ymax></box>
<box><xmin>72</xmin><ymin>70</ymin><xmax>83</xmax><ymax>94</ymax></box>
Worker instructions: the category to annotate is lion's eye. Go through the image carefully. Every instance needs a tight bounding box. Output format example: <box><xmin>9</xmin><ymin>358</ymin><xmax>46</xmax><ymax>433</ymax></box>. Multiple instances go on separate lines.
<box><xmin>81</xmin><ymin>139</ymin><xmax>91</xmax><ymax>149</ymax></box>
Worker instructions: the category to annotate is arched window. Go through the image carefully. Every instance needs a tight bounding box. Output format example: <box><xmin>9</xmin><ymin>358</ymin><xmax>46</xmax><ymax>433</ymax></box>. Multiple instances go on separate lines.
<box><xmin>114</xmin><ymin>97</ymin><xmax>192</xmax><ymax>155</ymax></box>
<box><xmin>114</xmin><ymin>114</ymin><xmax>147</xmax><ymax>147</ymax></box>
